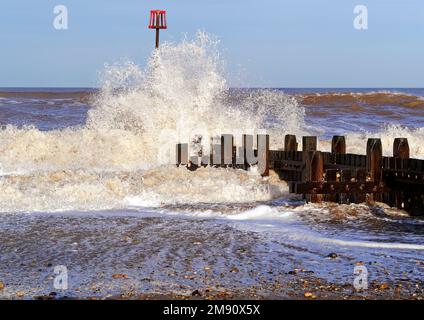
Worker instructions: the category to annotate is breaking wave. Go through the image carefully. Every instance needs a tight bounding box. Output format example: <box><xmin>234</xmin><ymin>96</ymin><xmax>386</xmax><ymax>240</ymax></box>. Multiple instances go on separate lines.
<box><xmin>301</xmin><ymin>91</ymin><xmax>424</xmax><ymax>109</ymax></box>
<box><xmin>0</xmin><ymin>32</ymin><xmax>305</xmax><ymax>212</ymax></box>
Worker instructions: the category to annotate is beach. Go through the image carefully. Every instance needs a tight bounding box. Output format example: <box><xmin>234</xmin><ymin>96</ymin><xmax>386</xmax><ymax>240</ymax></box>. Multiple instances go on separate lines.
<box><xmin>1</xmin><ymin>207</ymin><xmax>423</xmax><ymax>300</ymax></box>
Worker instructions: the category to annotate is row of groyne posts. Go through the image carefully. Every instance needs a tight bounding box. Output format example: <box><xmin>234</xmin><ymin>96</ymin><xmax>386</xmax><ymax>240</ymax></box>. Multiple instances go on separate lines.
<box><xmin>176</xmin><ymin>134</ymin><xmax>424</xmax><ymax>215</ymax></box>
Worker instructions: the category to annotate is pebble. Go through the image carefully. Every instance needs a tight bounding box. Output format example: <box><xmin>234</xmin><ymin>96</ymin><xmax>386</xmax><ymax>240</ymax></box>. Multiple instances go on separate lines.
<box><xmin>191</xmin><ymin>290</ymin><xmax>202</xmax><ymax>297</ymax></box>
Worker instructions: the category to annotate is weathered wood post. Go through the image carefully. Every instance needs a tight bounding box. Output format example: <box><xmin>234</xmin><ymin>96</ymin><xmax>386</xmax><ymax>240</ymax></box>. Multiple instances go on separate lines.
<box><xmin>302</xmin><ymin>136</ymin><xmax>317</xmax><ymax>154</ymax></box>
<box><xmin>176</xmin><ymin>143</ymin><xmax>188</xmax><ymax>166</ymax></box>
<box><xmin>301</xmin><ymin>136</ymin><xmax>322</xmax><ymax>202</ymax></box>
<box><xmin>309</xmin><ymin>151</ymin><xmax>324</xmax><ymax>203</ymax></box>
<box><xmin>331</xmin><ymin>136</ymin><xmax>346</xmax><ymax>157</ymax></box>
<box><xmin>258</xmin><ymin>134</ymin><xmax>270</xmax><ymax>177</ymax></box>
<box><xmin>302</xmin><ymin>136</ymin><xmax>317</xmax><ymax>182</ymax></box>
<box><xmin>366</xmin><ymin>138</ymin><xmax>383</xmax><ymax>202</ymax></box>
<box><xmin>329</xmin><ymin>136</ymin><xmax>346</xmax><ymax>202</ymax></box>
<box><xmin>282</xmin><ymin>134</ymin><xmax>297</xmax><ymax>180</ymax></box>
<box><xmin>393</xmin><ymin>138</ymin><xmax>410</xmax><ymax>210</ymax></box>
<box><xmin>393</xmin><ymin>138</ymin><xmax>409</xmax><ymax>160</ymax></box>
<box><xmin>284</xmin><ymin>134</ymin><xmax>298</xmax><ymax>151</ymax></box>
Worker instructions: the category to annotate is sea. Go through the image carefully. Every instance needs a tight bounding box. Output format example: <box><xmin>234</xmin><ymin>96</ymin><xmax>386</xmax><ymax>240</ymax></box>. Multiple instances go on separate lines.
<box><xmin>0</xmin><ymin>33</ymin><xmax>423</xmax><ymax>299</ymax></box>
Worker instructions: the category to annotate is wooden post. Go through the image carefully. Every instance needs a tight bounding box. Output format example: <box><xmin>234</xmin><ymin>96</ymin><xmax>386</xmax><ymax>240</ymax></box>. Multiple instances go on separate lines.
<box><xmin>331</xmin><ymin>135</ymin><xmax>346</xmax><ymax>165</ymax></box>
<box><xmin>302</xmin><ymin>136</ymin><xmax>317</xmax><ymax>181</ymax></box>
<box><xmin>258</xmin><ymin>134</ymin><xmax>270</xmax><ymax>177</ymax></box>
<box><xmin>284</xmin><ymin>134</ymin><xmax>298</xmax><ymax>151</ymax></box>
<box><xmin>331</xmin><ymin>136</ymin><xmax>346</xmax><ymax>154</ymax></box>
<box><xmin>366</xmin><ymin>138</ymin><xmax>382</xmax><ymax>202</ymax></box>
<box><xmin>284</xmin><ymin>134</ymin><xmax>297</xmax><ymax>181</ymax></box>
<box><xmin>393</xmin><ymin>138</ymin><xmax>410</xmax><ymax>210</ymax></box>
<box><xmin>302</xmin><ymin>136</ymin><xmax>317</xmax><ymax>155</ymax></box>
<box><xmin>307</xmin><ymin>151</ymin><xmax>324</xmax><ymax>203</ymax></box>
<box><xmin>393</xmin><ymin>138</ymin><xmax>409</xmax><ymax>159</ymax></box>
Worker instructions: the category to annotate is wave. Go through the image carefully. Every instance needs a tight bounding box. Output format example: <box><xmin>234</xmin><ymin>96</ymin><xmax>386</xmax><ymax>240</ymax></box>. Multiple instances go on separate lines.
<box><xmin>0</xmin><ymin>167</ymin><xmax>289</xmax><ymax>213</ymax></box>
<box><xmin>0</xmin><ymin>91</ymin><xmax>93</xmax><ymax>103</ymax></box>
<box><xmin>345</xmin><ymin>125</ymin><xmax>424</xmax><ymax>158</ymax></box>
<box><xmin>0</xmin><ymin>32</ymin><xmax>308</xmax><ymax>212</ymax></box>
<box><xmin>0</xmin><ymin>31</ymin><xmax>424</xmax><ymax>214</ymax></box>
<box><xmin>300</xmin><ymin>91</ymin><xmax>424</xmax><ymax>109</ymax></box>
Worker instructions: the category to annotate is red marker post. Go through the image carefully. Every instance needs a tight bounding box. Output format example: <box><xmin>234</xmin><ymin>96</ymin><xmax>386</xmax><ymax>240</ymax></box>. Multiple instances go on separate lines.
<box><xmin>148</xmin><ymin>10</ymin><xmax>167</xmax><ymax>49</ymax></box>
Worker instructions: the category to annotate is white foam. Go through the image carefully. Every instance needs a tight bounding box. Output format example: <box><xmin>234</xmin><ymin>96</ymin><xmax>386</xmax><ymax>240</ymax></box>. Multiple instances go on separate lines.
<box><xmin>227</xmin><ymin>205</ymin><xmax>293</xmax><ymax>221</ymax></box>
<box><xmin>0</xmin><ymin>32</ymin><xmax>308</xmax><ymax>213</ymax></box>
<box><xmin>315</xmin><ymin>236</ymin><xmax>424</xmax><ymax>250</ymax></box>
<box><xmin>344</xmin><ymin>124</ymin><xmax>424</xmax><ymax>158</ymax></box>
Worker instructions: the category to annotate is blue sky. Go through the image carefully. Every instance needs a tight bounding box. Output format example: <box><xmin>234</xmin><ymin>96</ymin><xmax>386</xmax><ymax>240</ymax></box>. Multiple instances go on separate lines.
<box><xmin>0</xmin><ymin>0</ymin><xmax>423</xmax><ymax>87</ymax></box>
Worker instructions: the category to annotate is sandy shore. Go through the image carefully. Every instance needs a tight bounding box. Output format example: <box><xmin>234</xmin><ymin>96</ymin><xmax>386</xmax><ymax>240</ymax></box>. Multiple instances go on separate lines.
<box><xmin>0</xmin><ymin>212</ymin><xmax>422</xmax><ymax>300</ymax></box>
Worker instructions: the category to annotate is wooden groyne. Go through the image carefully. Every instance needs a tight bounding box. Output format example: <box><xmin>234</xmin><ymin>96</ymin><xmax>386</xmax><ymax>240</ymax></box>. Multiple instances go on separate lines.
<box><xmin>176</xmin><ymin>134</ymin><xmax>424</xmax><ymax>216</ymax></box>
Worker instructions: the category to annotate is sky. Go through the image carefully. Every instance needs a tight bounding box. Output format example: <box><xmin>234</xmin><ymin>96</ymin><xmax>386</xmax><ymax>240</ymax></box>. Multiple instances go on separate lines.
<box><xmin>0</xmin><ymin>0</ymin><xmax>423</xmax><ymax>88</ymax></box>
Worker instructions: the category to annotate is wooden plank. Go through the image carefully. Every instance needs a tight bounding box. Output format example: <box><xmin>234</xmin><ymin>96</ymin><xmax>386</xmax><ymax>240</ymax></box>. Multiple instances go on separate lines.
<box><xmin>355</xmin><ymin>168</ymin><xmax>367</xmax><ymax>203</ymax></box>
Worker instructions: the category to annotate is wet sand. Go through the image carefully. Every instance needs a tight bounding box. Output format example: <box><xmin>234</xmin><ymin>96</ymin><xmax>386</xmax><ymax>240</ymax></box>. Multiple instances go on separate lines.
<box><xmin>1</xmin><ymin>213</ymin><xmax>422</xmax><ymax>300</ymax></box>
